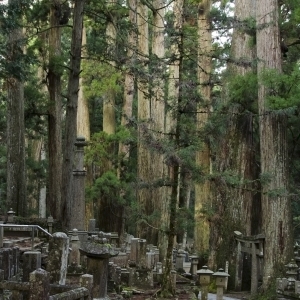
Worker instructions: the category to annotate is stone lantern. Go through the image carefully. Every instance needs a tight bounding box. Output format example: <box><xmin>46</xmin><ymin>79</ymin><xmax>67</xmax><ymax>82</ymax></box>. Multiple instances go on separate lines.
<box><xmin>213</xmin><ymin>268</ymin><xmax>230</xmax><ymax>300</ymax></box>
<box><xmin>79</xmin><ymin>233</ymin><xmax>119</xmax><ymax>299</ymax></box>
<box><xmin>197</xmin><ymin>265</ymin><xmax>214</xmax><ymax>300</ymax></box>
<box><xmin>7</xmin><ymin>208</ymin><xmax>15</xmax><ymax>223</ymax></box>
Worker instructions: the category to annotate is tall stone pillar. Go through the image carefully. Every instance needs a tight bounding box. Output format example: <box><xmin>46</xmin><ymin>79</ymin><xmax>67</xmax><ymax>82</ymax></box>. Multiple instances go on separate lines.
<box><xmin>70</xmin><ymin>137</ymin><xmax>87</xmax><ymax>231</ymax></box>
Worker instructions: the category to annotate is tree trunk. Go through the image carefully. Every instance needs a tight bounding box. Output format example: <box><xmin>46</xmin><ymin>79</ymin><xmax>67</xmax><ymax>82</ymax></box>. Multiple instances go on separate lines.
<box><xmin>209</xmin><ymin>0</ymin><xmax>258</xmax><ymax>269</ymax></box>
<box><xmin>77</xmin><ymin>26</ymin><xmax>92</xmax><ymax>228</ymax></box>
<box><xmin>161</xmin><ymin>3</ymin><xmax>185</xmax><ymax>290</ymax></box>
<box><xmin>256</xmin><ymin>0</ymin><xmax>292</xmax><ymax>288</ymax></box>
<box><xmin>228</xmin><ymin>0</ymin><xmax>257</xmax><ymax>236</ymax></box>
<box><xmin>6</xmin><ymin>0</ymin><xmax>26</xmax><ymax>216</ymax></box>
<box><xmin>136</xmin><ymin>0</ymin><xmax>152</xmax><ymax>241</ymax></box>
<box><xmin>117</xmin><ymin>0</ymin><xmax>137</xmax><ymax>240</ymax></box>
<box><xmin>161</xmin><ymin>161</ymin><xmax>179</xmax><ymax>297</ymax></box>
<box><xmin>160</xmin><ymin>0</ymin><xmax>184</xmax><ymax>260</ymax></box>
<box><xmin>96</xmin><ymin>0</ymin><xmax>124</xmax><ymax>235</ymax></box>
<box><xmin>194</xmin><ymin>0</ymin><xmax>212</xmax><ymax>260</ymax></box>
<box><xmin>62</xmin><ymin>0</ymin><xmax>85</xmax><ymax>229</ymax></box>
<box><xmin>48</xmin><ymin>0</ymin><xmax>63</xmax><ymax>219</ymax></box>
<box><xmin>147</xmin><ymin>0</ymin><xmax>165</xmax><ymax>245</ymax></box>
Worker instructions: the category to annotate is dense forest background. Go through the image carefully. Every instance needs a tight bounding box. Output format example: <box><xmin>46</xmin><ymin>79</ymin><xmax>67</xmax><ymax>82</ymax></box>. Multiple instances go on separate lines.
<box><xmin>1</xmin><ymin>0</ymin><xmax>300</xmax><ymax>296</ymax></box>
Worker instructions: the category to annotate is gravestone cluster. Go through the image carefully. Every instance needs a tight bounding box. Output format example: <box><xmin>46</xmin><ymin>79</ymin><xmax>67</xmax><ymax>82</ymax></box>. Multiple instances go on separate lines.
<box><xmin>0</xmin><ymin>215</ymin><xmax>201</xmax><ymax>300</ymax></box>
<box><xmin>0</xmin><ymin>138</ymin><xmax>204</xmax><ymax>299</ymax></box>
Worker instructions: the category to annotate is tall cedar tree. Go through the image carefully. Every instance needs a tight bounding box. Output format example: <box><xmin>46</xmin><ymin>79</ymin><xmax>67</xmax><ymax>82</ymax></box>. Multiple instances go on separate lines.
<box><xmin>62</xmin><ymin>0</ymin><xmax>85</xmax><ymax>230</ymax></box>
<box><xmin>6</xmin><ymin>0</ymin><xmax>26</xmax><ymax>216</ymax></box>
<box><xmin>256</xmin><ymin>0</ymin><xmax>293</xmax><ymax>288</ymax></box>
<box><xmin>194</xmin><ymin>0</ymin><xmax>212</xmax><ymax>261</ymax></box>
<box><xmin>209</xmin><ymin>0</ymin><xmax>259</xmax><ymax>271</ymax></box>
<box><xmin>136</xmin><ymin>0</ymin><xmax>152</xmax><ymax>241</ymax></box>
<box><xmin>48</xmin><ymin>0</ymin><xmax>63</xmax><ymax>219</ymax></box>
<box><xmin>159</xmin><ymin>0</ymin><xmax>184</xmax><ymax>261</ymax></box>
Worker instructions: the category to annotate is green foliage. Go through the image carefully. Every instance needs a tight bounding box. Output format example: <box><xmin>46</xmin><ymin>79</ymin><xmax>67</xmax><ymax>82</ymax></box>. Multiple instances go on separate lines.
<box><xmin>24</xmin><ymin>80</ymin><xmax>48</xmax><ymax>138</ymax></box>
<box><xmin>85</xmin><ymin>128</ymin><xmax>136</xmax><ymax>209</ymax></box>
<box><xmin>48</xmin><ymin>54</ymin><xmax>65</xmax><ymax>77</ymax></box>
<box><xmin>240</xmin><ymin>17</ymin><xmax>256</xmax><ymax>36</ymax></box>
<box><xmin>83</xmin><ymin>61</ymin><xmax>123</xmax><ymax>100</ymax></box>
<box><xmin>0</xmin><ymin>1</ymin><xmax>39</xmax><ymax>82</ymax></box>
<box><xmin>260</xmin><ymin>67</ymin><xmax>300</xmax><ymax>110</ymax></box>
<box><xmin>86</xmin><ymin>129</ymin><xmax>133</xmax><ymax>166</ymax></box>
<box><xmin>228</xmin><ymin>72</ymin><xmax>258</xmax><ymax>112</ymax></box>
<box><xmin>87</xmin><ymin>170</ymin><xmax>126</xmax><ymax>204</ymax></box>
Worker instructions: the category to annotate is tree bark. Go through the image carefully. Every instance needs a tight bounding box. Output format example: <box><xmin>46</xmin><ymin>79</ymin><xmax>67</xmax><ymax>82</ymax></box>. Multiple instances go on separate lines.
<box><xmin>96</xmin><ymin>0</ymin><xmax>125</xmax><ymax>235</ymax></box>
<box><xmin>62</xmin><ymin>0</ymin><xmax>85</xmax><ymax>229</ymax></box>
<box><xmin>117</xmin><ymin>0</ymin><xmax>137</xmax><ymax>240</ymax></box>
<box><xmin>6</xmin><ymin>0</ymin><xmax>26</xmax><ymax>216</ymax></box>
<box><xmin>161</xmin><ymin>0</ymin><xmax>184</xmax><ymax>291</ymax></box>
<box><xmin>256</xmin><ymin>0</ymin><xmax>292</xmax><ymax>288</ymax></box>
<box><xmin>136</xmin><ymin>0</ymin><xmax>152</xmax><ymax>241</ymax></box>
<box><xmin>194</xmin><ymin>0</ymin><xmax>212</xmax><ymax>260</ymax></box>
<box><xmin>48</xmin><ymin>0</ymin><xmax>63</xmax><ymax>219</ymax></box>
<box><xmin>160</xmin><ymin>0</ymin><xmax>183</xmax><ymax>260</ymax></box>
<box><xmin>147</xmin><ymin>0</ymin><xmax>166</xmax><ymax>245</ymax></box>
<box><xmin>228</xmin><ymin>0</ymin><xmax>257</xmax><ymax>236</ymax></box>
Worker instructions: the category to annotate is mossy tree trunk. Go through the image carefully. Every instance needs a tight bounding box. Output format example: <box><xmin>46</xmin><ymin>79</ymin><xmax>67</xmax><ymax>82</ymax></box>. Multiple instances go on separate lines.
<box><xmin>256</xmin><ymin>0</ymin><xmax>293</xmax><ymax>288</ymax></box>
<box><xmin>136</xmin><ymin>0</ymin><xmax>152</xmax><ymax>241</ymax></box>
<box><xmin>48</xmin><ymin>0</ymin><xmax>63</xmax><ymax>219</ymax></box>
<box><xmin>62</xmin><ymin>0</ymin><xmax>85</xmax><ymax>229</ymax></box>
<box><xmin>209</xmin><ymin>0</ymin><xmax>258</xmax><ymax>269</ymax></box>
<box><xmin>159</xmin><ymin>0</ymin><xmax>184</xmax><ymax>261</ymax></box>
<box><xmin>6</xmin><ymin>0</ymin><xmax>26</xmax><ymax>216</ymax></box>
<box><xmin>194</xmin><ymin>0</ymin><xmax>212</xmax><ymax>262</ymax></box>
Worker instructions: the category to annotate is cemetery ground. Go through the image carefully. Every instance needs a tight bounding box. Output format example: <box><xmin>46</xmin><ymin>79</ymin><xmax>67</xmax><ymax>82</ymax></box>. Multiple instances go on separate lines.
<box><xmin>0</xmin><ymin>217</ymin><xmax>254</xmax><ymax>300</ymax></box>
<box><xmin>3</xmin><ymin>213</ymin><xmax>299</xmax><ymax>300</ymax></box>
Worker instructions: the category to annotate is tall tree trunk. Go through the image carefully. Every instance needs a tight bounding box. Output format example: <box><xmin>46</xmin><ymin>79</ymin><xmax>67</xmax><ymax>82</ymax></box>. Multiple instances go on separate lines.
<box><xmin>117</xmin><ymin>0</ymin><xmax>137</xmax><ymax>240</ymax></box>
<box><xmin>161</xmin><ymin>158</ymin><xmax>179</xmax><ymax>297</ymax></box>
<box><xmin>97</xmin><ymin>0</ymin><xmax>123</xmax><ymax>234</ymax></box>
<box><xmin>209</xmin><ymin>0</ymin><xmax>258</xmax><ymax>269</ymax></box>
<box><xmin>6</xmin><ymin>0</ymin><xmax>26</xmax><ymax>216</ymax></box>
<box><xmin>147</xmin><ymin>0</ymin><xmax>166</xmax><ymax>245</ymax></box>
<box><xmin>136</xmin><ymin>0</ymin><xmax>152</xmax><ymax>241</ymax></box>
<box><xmin>77</xmin><ymin>26</ymin><xmax>92</xmax><ymax>227</ymax></box>
<box><xmin>256</xmin><ymin>0</ymin><xmax>292</xmax><ymax>288</ymax></box>
<box><xmin>161</xmin><ymin>6</ymin><xmax>185</xmax><ymax>292</ymax></box>
<box><xmin>48</xmin><ymin>0</ymin><xmax>63</xmax><ymax>219</ymax></box>
<box><xmin>225</xmin><ymin>0</ymin><xmax>257</xmax><ymax>234</ymax></box>
<box><xmin>194</xmin><ymin>0</ymin><xmax>212</xmax><ymax>261</ymax></box>
<box><xmin>62</xmin><ymin>0</ymin><xmax>85</xmax><ymax>229</ymax></box>
<box><xmin>27</xmin><ymin>139</ymin><xmax>43</xmax><ymax>215</ymax></box>
<box><xmin>160</xmin><ymin>0</ymin><xmax>184</xmax><ymax>260</ymax></box>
